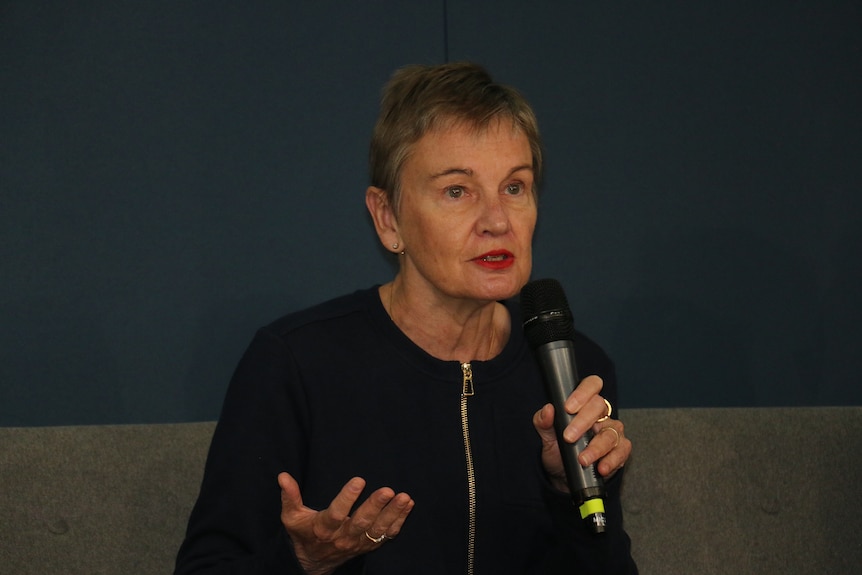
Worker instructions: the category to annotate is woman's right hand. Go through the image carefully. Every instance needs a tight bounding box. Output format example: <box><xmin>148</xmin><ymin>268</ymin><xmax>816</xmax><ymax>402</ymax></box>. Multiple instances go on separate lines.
<box><xmin>278</xmin><ymin>472</ymin><xmax>415</xmax><ymax>575</ymax></box>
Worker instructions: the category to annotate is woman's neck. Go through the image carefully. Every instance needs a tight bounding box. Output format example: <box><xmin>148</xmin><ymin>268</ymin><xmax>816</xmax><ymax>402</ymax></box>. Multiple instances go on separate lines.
<box><xmin>380</xmin><ymin>280</ymin><xmax>511</xmax><ymax>363</ymax></box>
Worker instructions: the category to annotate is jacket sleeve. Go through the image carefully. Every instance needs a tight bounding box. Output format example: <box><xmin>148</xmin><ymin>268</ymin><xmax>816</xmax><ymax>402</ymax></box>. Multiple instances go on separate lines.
<box><xmin>174</xmin><ymin>327</ymin><xmax>311</xmax><ymax>575</ymax></box>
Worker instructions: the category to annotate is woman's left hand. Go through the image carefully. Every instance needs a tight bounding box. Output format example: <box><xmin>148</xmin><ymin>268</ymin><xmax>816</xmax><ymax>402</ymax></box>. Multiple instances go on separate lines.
<box><xmin>532</xmin><ymin>374</ymin><xmax>632</xmax><ymax>491</ymax></box>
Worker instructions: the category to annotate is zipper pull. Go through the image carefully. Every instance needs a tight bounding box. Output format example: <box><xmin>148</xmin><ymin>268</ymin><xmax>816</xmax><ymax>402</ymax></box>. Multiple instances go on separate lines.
<box><xmin>461</xmin><ymin>362</ymin><xmax>474</xmax><ymax>397</ymax></box>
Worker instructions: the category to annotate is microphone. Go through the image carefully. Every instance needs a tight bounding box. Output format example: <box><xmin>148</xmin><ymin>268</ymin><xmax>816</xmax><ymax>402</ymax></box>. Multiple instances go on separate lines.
<box><xmin>521</xmin><ymin>278</ymin><xmax>607</xmax><ymax>534</ymax></box>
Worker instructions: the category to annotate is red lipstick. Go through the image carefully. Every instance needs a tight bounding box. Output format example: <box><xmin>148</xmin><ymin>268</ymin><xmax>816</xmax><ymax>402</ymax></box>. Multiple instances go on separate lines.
<box><xmin>473</xmin><ymin>250</ymin><xmax>515</xmax><ymax>270</ymax></box>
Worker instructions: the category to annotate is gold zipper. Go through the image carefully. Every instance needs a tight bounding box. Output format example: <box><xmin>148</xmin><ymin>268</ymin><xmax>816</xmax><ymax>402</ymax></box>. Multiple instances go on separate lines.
<box><xmin>460</xmin><ymin>362</ymin><xmax>476</xmax><ymax>575</ymax></box>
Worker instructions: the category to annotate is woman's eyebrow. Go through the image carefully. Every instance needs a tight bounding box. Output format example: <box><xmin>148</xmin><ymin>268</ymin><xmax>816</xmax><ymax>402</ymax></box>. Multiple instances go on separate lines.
<box><xmin>429</xmin><ymin>167</ymin><xmax>473</xmax><ymax>180</ymax></box>
<box><xmin>429</xmin><ymin>164</ymin><xmax>532</xmax><ymax>181</ymax></box>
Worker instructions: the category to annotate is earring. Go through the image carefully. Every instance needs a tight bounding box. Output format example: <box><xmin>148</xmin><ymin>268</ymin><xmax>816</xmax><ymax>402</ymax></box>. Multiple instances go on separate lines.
<box><xmin>392</xmin><ymin>242</ymin><xmax>399</xmax><ymax>250</ymax></box>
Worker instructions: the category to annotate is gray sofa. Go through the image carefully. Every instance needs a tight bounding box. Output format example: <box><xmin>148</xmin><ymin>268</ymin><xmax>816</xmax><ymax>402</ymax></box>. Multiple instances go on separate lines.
<box><xmin>2</xmin><ymin>407</ymin><xmax>860</xmax><ymax>574</ymax></box>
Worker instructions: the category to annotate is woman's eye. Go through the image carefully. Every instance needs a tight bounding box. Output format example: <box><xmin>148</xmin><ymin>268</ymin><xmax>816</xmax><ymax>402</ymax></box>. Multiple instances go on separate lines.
<box><xmin>446</xmin><ymin>186</ymin><xmax>465</xmax><ymax>199</ymax></box>
<box><xmin>505</xmin><ymin>183</ymin><xmax>524</xmax><ymax>195</ymax></box>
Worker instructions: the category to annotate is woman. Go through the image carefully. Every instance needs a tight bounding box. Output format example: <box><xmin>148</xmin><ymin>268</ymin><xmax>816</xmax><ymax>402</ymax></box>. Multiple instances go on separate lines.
<box><xmin>175</xmin><ymin>62</ymin><xmax>637</xmax><ymax>574</ymax></box>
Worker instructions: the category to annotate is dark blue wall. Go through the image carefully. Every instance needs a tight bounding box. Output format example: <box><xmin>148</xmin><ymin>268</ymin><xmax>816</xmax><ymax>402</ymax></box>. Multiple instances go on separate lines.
<box><xmin>2</xmin><ymin>1</ymin><xmax>860</xmax><ymax>426</ymax></box>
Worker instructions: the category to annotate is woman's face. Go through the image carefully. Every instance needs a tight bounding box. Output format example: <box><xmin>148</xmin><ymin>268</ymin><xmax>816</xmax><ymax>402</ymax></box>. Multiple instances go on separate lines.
<box><xmin>394</xmin><ymin>119</ymin><xmax>537</xmax><ymax>305</ymax></box>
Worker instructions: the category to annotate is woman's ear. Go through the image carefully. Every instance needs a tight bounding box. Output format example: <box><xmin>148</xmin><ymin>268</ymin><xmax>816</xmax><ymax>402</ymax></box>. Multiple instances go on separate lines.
<box><xmin>365</xmin><ymin>186</ymin><xmax>400</xmax><ymax>252</ymax></box>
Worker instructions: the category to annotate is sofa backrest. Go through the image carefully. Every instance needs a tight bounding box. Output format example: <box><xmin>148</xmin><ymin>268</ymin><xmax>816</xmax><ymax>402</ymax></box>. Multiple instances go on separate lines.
<box><xmin>1</xmin><ymin>407</ymin><xmax>860</xmax><ymax>574</ymax></box>
<box><xmin>0</xmin><ymin>422</ymin><xmax>214</xmax><ymax>574</ymax></box>
<box><xmin>620</xmin><ymin>407</ymin><xmax>862</xmax><ymax>574</ymax></box>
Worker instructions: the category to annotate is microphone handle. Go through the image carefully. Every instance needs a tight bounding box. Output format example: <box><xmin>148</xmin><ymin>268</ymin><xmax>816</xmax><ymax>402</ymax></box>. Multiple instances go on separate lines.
<box><xmin>535</xmin><ymin>340</ymin><xmax>607</xmax><ymax>532</ymax></box>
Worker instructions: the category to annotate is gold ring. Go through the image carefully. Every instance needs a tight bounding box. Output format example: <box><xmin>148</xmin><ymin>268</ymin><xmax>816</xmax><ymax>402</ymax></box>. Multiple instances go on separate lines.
<box><xmin>365</xmin><ymin>531</ymin><xmax>388</xmax><ymax>544</ymax></box>
<box><xmin>600</xmin><ymin>426</ymin><xmax>621</xmax><ymax>448</ymax></box>
<box><xmin>596</xmin><ymin>398</ymin><xmax>613</xmax><ymax>422</ymax></box>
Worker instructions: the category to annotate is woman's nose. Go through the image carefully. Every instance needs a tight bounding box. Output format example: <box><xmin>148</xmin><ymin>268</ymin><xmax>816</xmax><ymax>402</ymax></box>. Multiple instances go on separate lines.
<box><xmin>477</xmin><ymin>193</ymin><xmax>510</xmax><ymax>235</ymax></box>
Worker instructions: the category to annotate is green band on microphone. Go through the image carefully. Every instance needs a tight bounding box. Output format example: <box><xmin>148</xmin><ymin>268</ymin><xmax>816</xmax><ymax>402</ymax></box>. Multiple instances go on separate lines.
<box><xmin>579</xmin><ymin>498</ymin><xmax>605</xmax><ymax>519</ymax></box>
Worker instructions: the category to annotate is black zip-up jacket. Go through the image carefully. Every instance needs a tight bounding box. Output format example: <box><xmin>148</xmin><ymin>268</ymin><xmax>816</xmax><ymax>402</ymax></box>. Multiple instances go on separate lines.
<box><xmin>175</xmin><ymin>286</ymin><xmax>638</xmax><ymax>574</ymax></box>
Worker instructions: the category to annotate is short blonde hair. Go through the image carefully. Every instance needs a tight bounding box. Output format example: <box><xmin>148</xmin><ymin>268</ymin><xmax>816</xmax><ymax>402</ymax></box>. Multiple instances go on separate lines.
<box><xmin>369</xmin><ymin>62</ymin><xmax>543</xmax><ymax>211</ymax></box>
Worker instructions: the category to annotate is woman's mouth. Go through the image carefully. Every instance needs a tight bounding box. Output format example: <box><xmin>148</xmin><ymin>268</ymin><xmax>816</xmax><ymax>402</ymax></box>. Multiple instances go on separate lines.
<box><xmin>474</xmin><ymin>251</ymin><xmax>515</xmax><ymax>269</ymax></box>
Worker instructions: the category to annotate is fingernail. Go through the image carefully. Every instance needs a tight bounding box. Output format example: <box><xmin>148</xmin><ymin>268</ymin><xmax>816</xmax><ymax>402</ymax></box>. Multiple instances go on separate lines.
<box><xmin>563</xmin><ymin>426</ymin><xmax>579</xmax><ymax>443</ymax></box>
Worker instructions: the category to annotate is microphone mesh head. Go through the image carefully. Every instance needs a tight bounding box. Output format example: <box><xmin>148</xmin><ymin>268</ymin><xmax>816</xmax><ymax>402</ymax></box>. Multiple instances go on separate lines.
<box><xmin>521</xmin><ymin>278</ymin><xmax>575</xmax><ymax>347</ymax></box>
